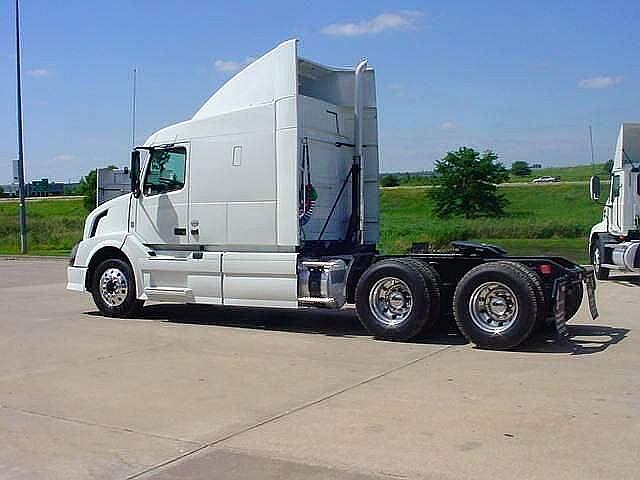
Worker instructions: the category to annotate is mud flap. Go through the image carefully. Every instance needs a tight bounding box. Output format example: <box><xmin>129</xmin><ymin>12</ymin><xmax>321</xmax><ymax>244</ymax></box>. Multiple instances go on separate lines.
<box><xmin>554</xmin><ymin>282</ymin><xmax>568</xmax><ymax>338</ymax></box>
<box><xmin>584</xmin><ymin>270</ymin><xmax>599</xmax><ymax>320</ymax></box>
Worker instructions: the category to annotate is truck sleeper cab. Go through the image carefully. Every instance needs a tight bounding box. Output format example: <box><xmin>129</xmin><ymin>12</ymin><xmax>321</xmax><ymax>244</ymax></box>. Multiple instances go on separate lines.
<box><xmin>68</xmin><ymin>40</ymin><xmax>598</xmax><ymax>350</ymax></box>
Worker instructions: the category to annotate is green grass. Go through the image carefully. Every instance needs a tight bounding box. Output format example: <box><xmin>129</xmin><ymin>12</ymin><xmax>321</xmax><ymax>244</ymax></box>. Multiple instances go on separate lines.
<box><xmin>478</xmin><ymin>239</ymin><xmax>589</xmax><ymax>264</ymax></box>
<box><xmin>379</xmin><ymin>183</ymin><xmax>603</xmax><ymax>263</ymax></box>
<box><xmin>0</xmin><ymin>198</ymin><xmax>87</xmax><ymax>255</ymax></box>
<box><xmin>1</xmin><ymin>184</ymin><xmax>604</xmax><ymax>263</ymax></box>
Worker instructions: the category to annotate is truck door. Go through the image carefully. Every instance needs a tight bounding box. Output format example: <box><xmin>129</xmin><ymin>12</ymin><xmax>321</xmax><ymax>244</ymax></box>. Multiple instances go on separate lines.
<box><xmin>610</xmin><ymin>173</ymin><xmax>623</xmax><ymax>233</ymax></box>
<box><xmin>135</xmin><ymin>145</ymin><xmax>190</xmax><ymax>246</ymax></box>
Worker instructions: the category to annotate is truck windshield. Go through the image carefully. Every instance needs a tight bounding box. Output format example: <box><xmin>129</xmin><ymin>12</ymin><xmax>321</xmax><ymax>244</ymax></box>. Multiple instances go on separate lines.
<box><xmin>143</xmin><ymin>147</ymin><xmax>186</xmax><ymax>196</ymax></box>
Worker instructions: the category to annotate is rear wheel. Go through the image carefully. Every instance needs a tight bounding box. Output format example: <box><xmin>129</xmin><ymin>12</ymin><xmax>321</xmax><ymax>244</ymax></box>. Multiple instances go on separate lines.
<box><xmin>355</xmin><ymin>259</ymin><xmax>431</xmax><ymax>341</ymax></box>
<box><xmin>91</xmin><ymin>258</ymin><xmax>143</xmax><ymax>317</ymax></box>
<box><xmin>503</xmin><ymin>261</ymin><xmax>547</xmax><ymax>327</ymax></box>
<box><xmin>565</xmin><ymin>282</ymin><xmax>583</xmax><ymax>321</ymax></box>
<box><xmin>453</xmin><ymin>261</ymin><xmax>538</xmax><ymax>350</ymax></box>
<box><xmin>591</xmin><ymin>238</ymin><xmax>610</xmax><ymax>280</ymax></box>
<box><xmin>394</xmin><ymin>258</ymin><xmax>442</xmax><ymax>335</ymax></box>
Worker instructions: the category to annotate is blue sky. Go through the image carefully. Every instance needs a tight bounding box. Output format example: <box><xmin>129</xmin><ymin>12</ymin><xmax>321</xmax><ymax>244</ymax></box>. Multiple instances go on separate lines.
<box><xmin>1</xmin><ymin>0</ymin><xmax>639</xmax><ymax>182</ymax></box>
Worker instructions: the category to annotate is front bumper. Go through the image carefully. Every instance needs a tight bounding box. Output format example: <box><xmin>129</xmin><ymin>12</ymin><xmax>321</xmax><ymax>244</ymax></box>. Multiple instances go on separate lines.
<box><xmin>67</xmin><ymin>266</ymin><xmax>87</xmax><ymax>292</ymax></box>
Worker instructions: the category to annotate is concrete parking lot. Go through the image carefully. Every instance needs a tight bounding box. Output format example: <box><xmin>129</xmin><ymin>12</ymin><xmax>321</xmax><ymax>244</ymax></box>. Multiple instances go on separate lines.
<box><xmin>0</xmin><ymin>258</ymin><xmax>638</xmax><ymax>479</ymax></box>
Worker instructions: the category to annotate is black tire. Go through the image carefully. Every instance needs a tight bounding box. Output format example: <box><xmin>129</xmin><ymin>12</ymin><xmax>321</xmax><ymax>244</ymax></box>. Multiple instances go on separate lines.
<box><xmin>591</xmin><ymin>237</ymin><xmax>610</xmax><ymax>280</ymax></box>
<box><xmin>502</xmin><ymin>261</ymin><xmax>547</xmax><ymax>326</ymax></box>
<box><xmin>355</xmin><ymin>259</ymin><xmax>430</xmax><ymax>341</ymax></box>
<box><xmin>565</xmin><ymin>282</ymin><xmax>583</xmax><ymax>322</ymax></box>
<box><xmin>453</xmin><ymin>261</ymin><xmax>538</xmax><ymax>350</ymax></box>
<box><xmin>91</xmin><ymin>258</ymin><xmax>144</xmax><ymax>317</ymax></box>
<box><xmin>393</xmin><ymin>258</ymin><xmax>442</xmax><ymax>335</ymax></box>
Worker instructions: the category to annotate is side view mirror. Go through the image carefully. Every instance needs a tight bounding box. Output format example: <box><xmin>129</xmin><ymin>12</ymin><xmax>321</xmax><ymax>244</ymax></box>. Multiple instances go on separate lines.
<box><xmin>590</xmin><ymin>175</ymin><xmax>600</xmax><ymax>201</ymax></box>
<box><xmin>130</xmin><ymin>150</ymin><xmax>141</xmax><ymax>198</ymax></box>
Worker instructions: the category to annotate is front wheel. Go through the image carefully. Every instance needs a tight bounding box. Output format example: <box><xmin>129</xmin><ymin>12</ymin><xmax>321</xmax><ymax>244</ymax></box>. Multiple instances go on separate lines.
<box><xmin>591</xmin><ymin>238</ymin><xmax>609</xmax><ymax>280</ymax></box>
<box><xmin>91</xmin><ymin>258</ymin><xmax>143</xmax><ymax>317</ymax></box>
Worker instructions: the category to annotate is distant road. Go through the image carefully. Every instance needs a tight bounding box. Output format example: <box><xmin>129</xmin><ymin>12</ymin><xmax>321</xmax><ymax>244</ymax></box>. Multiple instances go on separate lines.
<box><xmin>382</xmin><ymin>180</ymin><xmax>607</xmax><ymax>189</ymax></box>
<box><xmin>0</xmin><ymin>195</ymin><xmax>83</xmax><ymax>203</ymax></box>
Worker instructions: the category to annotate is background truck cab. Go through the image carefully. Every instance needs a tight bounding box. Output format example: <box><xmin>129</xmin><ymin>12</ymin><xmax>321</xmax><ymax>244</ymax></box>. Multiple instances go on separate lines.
<box><xmin>589</xmin><ymin>123</ymin><xmax>640</xmax><ymax>279</ymax></box>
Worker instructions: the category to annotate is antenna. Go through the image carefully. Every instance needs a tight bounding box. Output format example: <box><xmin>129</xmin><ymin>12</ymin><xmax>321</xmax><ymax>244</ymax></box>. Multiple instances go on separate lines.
<box><xmin>589</xmin><ymin>124</ymin><xmax>595</xmax><ymax>174</ymax></box>
<box><xmin>131</xmin><ymin>68</ymin><xmax>137</xmax><ymax>149</ymax></box>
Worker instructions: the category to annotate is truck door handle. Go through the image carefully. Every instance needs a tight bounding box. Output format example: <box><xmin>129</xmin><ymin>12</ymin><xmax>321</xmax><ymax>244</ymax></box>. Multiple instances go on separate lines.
<box><xmin>174</xmin><ymin>227</ymin><xmax>187</xmax><ymax>236</ymax></box>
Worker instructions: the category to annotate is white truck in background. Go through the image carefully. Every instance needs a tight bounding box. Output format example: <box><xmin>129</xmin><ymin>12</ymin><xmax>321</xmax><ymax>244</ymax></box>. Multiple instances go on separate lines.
<box><xmin>97</xmin><ymin>167</ymin><xmax>131</xmax><ymax>206</ymax></box>
<box><xmin>67</xmin><ymin>40</ymin><xmax>598</xmax><ymax>350</ymax></box>
<box><xmin>589</xmin><ymin>123</ymin><xmax>640</xmax><ymax>279</ymax></box>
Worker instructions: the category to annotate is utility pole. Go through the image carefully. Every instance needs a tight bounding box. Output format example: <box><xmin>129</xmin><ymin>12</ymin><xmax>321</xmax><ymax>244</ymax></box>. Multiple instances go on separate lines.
<box><xmin>15</xmin><ymin>0</ymin><xmax>27</xmax><ymax>253</ymax></box>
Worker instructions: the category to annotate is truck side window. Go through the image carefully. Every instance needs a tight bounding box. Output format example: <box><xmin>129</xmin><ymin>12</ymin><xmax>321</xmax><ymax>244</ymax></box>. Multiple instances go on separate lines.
<box><xmin>612</xmin><ymin>174</ymin><xmax>621</xmax><ymax>198</ymax></box>
<box><xmin>143</xmin><ymin>147</ymin><xmax>186</xmax><ymax>196</ymax></box>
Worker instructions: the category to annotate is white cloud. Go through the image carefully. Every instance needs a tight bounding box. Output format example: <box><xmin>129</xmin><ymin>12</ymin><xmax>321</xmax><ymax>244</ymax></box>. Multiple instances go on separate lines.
<box><xmin>321</xmin><ymin>11</ymin><xmax>423</xmax><ymax>37</ymax></box>
<box><xmin>214</xmin><ymin>57</ymin><xmax>256</xmax><ymax>74</ymax></box>
<box><xmin>53</xmin><ymin>154</ymin><xmax>75</xmax><ymax>161</ymax></box>
<box><xmin>440</xmin><ymin>122</ymin><xmax>459</xmax><ymax>130</ymax></box>
<box><xmin>578</xmin><ymin>75</ymin><xmax>623</xmax><ymax>89</ymax></box>
<box><xmin>27</xmin><ymin>68</ymin><xmax>49</xmax><ymax>77</ymax></box>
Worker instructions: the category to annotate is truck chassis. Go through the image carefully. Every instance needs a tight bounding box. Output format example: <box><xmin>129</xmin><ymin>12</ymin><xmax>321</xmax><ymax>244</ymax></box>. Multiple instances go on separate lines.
<box><xmin>74</xmin><ymin>241</ymin><xmax>597</xmax><ymax>351</ymax></box>
<box><xmin>334</xmin><ymin>241</ymin><xmax>597</xmax><ymax>350</ymax></box>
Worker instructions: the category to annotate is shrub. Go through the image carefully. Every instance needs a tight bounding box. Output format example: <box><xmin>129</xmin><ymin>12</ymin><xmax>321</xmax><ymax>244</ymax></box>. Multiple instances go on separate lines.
<box><xmin>380</xmin><ymin>175</ymin><xmax>401</xmax><ymax>187</ymax></box>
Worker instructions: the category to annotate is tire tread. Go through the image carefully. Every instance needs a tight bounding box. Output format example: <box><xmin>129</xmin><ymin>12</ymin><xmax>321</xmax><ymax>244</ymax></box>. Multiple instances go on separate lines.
<box><xmin>453</xmin><ymin>261</ymin><xmax>538</xmax><ymax>350</ymax></box>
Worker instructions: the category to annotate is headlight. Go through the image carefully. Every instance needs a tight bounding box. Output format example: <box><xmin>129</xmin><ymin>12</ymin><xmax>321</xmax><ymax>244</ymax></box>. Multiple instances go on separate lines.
<box><xmin>69</xmin><ymin>242</ymin><xmax>79</xmax><ymax>266</ymax></box>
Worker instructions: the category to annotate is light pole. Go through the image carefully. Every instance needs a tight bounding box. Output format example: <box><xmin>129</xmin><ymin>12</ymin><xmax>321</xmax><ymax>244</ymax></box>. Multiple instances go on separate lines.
<box><xmin>15</xmin><ymin>0</ymin><xmax>27</xmax><ymax>253</ymax></box>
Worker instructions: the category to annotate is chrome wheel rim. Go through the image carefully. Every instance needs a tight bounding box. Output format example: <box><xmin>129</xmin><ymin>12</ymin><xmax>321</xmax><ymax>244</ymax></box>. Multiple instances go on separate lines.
<box><xmin>369</xmin><ymin>277</ymin><xmax>414</xmax><ymax>326</ymax></box>
<box><xmin>469</xmin><ymin>281</ymin><xmax>518</xmax><ymax>334</ymax></box>
<box><xmin>99</xmin><ymin>268</ymin><xmax>128</xmax><ymax>307</ymax></box>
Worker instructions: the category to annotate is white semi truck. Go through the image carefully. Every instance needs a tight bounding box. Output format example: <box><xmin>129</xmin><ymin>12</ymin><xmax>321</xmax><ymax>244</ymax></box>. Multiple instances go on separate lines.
<box><xmin>589</xmin><ymin>123</ymin><xmax>640</xmax><ymax>279</ymax></box>
<box><xmin>67</xmin><ymin>40</ymin><xmax>598</xmax><ymax>350</ymax></box>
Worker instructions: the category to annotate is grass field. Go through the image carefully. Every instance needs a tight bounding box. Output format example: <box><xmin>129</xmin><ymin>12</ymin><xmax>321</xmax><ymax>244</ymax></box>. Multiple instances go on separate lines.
<box><xmin>0</xmin><ymin>198</ymin><xmax>87</xmax><ymax>256</ymax></box>
<box><xmin>0</xmin><ymin>183</ymin><xmax>604</xmax><ymax>263</ymax></box>
<box><xmin>379</xmin><ymin>182</ymin><xmax>603</xmax><ymax>263</ymax></box>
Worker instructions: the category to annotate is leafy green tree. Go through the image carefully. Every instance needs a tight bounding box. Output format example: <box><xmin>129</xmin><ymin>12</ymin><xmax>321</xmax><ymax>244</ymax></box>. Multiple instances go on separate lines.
<box><xmin>511</xmin><ymin>160</ymin><xmax>531</xmax><ymax>176</ymax></box>
<box><xmin>75</xmin><ymin>166</ymin><xmax>117</xmax><ymax>211</ymax></box>
<box><xmin>0</xmin><ymin>185</ymin><xmax>4</xmax><ymax>194</ymax></box>
<box><xmin>430</xmin><ymin>147</ymin><xmax>509</xmax><ymax>218</ymax></box>
<box><xmin>380</xmin><ymin>174</ymin><xmax>400</xmax><ymax>187</ymax></box>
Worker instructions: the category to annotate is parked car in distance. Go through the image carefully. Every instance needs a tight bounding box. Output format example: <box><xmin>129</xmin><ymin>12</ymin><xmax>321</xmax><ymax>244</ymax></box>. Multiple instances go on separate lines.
<box><xmin>531</xmin><ymin>176</ymin><xmax>560</xmax><ymax>183</ymax></box>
